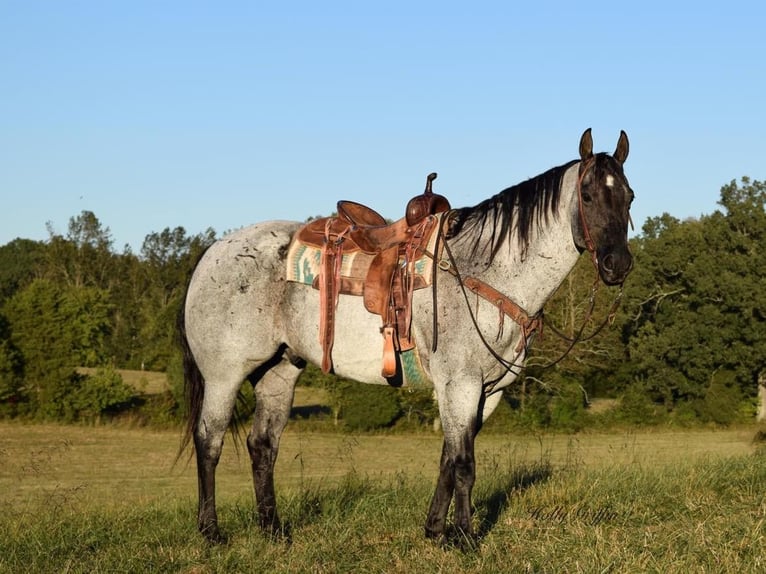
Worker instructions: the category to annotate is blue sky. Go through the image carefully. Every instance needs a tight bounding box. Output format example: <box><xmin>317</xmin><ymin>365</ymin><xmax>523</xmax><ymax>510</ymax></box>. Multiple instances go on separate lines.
<box><xmin>2</xmin><ymin>1</ymin><xmax>764</xmax><ymax>252</ymax></box>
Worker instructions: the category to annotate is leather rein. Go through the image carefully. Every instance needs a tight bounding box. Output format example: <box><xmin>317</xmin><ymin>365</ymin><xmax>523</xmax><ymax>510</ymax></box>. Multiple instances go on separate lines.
<box><xmin>424</xmin><ymin>157</ymin><xmax>626</xmax><ymax>392</ymax></box>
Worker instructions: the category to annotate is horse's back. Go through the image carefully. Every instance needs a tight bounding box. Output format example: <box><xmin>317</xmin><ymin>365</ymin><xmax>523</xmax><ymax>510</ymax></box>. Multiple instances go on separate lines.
<box><xmin>184</xmin><ymin>220</ymin><xmax>301</xmax><ymax>380</ymax></box>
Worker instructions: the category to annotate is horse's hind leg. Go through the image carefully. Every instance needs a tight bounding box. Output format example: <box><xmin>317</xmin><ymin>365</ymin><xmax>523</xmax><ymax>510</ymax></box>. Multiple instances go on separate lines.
<box><xmin>247</xmin><ymin>352</ymin><xmax>302</xmax><ymax>536</ymax></box>
<box><xmin>194</xmin><ymin>379</ymin><xmax>241</xmax><ymax>543</ymax></box>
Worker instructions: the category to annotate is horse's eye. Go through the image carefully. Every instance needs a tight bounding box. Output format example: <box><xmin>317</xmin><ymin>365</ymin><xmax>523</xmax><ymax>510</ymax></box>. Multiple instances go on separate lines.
<box><xmin>582</xmin><ymin>192</ymin><xmax>592</xmax><ymax>203</ymax></box>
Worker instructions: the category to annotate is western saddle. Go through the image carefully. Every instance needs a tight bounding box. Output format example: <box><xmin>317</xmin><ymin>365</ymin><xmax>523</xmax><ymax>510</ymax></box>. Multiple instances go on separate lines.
<box><xmin>295</xmin><ymin>173</ymin><xmax>450</xmax><ymax>377</ymax></box>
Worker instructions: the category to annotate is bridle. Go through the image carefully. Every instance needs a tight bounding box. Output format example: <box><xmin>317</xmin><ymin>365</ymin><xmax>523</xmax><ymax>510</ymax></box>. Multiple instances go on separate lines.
<box><xmin>575</xmin><ymin>156</ymin><xmax>634</xmax><ymax>270</ymax></box>
<box><xmin>576</xmin><ymin>157</ymin><xmax>599</xmax><ymax>269</ymax></box>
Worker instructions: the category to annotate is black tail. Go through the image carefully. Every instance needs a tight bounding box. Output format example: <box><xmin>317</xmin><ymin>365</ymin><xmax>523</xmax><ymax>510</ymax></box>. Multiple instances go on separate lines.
<box><xmin>177</xmin><ymin>304</ymin><xmax>204</xmax><ymax>462</ymax></box>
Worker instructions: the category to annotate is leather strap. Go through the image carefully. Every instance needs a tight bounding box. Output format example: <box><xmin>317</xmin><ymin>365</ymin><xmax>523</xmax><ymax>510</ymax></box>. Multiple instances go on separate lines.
<box><xmin>462</xmin><ymin>276</ymin><xmax>541</xmax><ymax>352</ymax></box>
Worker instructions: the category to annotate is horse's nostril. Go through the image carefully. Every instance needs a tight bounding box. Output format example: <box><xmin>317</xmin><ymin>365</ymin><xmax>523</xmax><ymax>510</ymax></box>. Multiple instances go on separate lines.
<box><xmin>598</xmin><ymin>250</ymin><xmax>633</xmax><ymax>285</ymax></box>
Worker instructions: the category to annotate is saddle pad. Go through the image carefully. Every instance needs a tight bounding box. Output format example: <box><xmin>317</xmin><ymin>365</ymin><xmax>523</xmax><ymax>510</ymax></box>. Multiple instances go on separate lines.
<box><xmin>400</xmin><ymin>347</ymin><xmax>432</xmax><ymax>387</ymax></box>
<box><xmin>286</xmin><ymin>243</ymin><xmax>375</xmax><ymax>285</ymax></box>
<box><xmin>286</xmin><ymin>216</ymin><xmax>443</xmax><ymax>287</ymax></box>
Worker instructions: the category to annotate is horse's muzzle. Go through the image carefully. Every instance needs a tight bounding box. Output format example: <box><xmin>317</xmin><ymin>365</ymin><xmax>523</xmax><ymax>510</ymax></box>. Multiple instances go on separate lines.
<box><xmin>598</xmin><ymin>247</ymin><xmax>633</xmax><ymax>286</ymax></box>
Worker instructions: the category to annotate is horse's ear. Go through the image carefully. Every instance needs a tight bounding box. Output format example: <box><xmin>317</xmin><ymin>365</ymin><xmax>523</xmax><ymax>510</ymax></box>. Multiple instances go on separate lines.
<box><xmin>579</xmin><ymin>128</ymin><xmax>593</xmax><ymax>160</ymax></box>
<box><xmin>614</xmin><ymin>130</ymin><xmax>629</xmax><ymax>165</ymax></box>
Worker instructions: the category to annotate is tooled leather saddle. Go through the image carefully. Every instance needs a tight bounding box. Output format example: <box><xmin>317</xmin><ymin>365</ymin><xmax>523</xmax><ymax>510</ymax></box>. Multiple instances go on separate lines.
<box><xmin>293</xmin><ymin>173</ymin><xmax>450</xmax><ymax>377</ymax></box>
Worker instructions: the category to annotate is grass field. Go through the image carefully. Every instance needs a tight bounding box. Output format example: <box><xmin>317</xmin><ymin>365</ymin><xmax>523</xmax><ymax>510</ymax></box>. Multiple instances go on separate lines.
<box><xmin>1</xmin><ymin>423</ymin><xmax>765</xmax><ymax>573</ymax></box>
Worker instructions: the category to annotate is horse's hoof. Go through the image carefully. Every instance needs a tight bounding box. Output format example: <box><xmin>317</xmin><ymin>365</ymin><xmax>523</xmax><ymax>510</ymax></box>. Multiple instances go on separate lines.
<box><xmin>425</xmin><ymin>526</ymin><xmax>445</xmax><ymax>542</ymax></box>
<box><xmin>440</xmin><ymin>526</ymin><xmax>480</xmax><ymax>553</ymax></box>
<box><xmin>200</xmin><ymin>524</ymin><xmax>227</xmax><ymax>545</ymax></box>
<box><xmin>263</xmin><ymin>522</ymin><xmax>292</xmax><ymax>545</ymax></box>
<box><xmin>455</xmin><ymin>532</ymin><xmax>480</xmax><ymax>553</ymax></box>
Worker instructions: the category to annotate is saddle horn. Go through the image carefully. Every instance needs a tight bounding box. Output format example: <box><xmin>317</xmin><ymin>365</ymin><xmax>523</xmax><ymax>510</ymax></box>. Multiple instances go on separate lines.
<box><xmin>425</xmin><ymin>172</ymin><xmax>437</xmax><ymax>194</ymax></box>
<box><xmin>406</xmin><ymin>172</ymin><xmax>451</xmax><ymax>226</ymax></box>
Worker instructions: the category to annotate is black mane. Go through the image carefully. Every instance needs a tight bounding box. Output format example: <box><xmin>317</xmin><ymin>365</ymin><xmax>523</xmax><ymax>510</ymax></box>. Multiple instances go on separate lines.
<box><xmin>448</xmin><ymin>159</ymin><xmax>579</xmax><ymax>262</ymax></box>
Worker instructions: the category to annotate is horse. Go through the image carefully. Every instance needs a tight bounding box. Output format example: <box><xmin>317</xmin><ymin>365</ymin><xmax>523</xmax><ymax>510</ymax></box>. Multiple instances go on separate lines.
<box><xmin>179</xmin><ymin>128</ymin><xmax>634</xmax><ymax>545</ymax></box>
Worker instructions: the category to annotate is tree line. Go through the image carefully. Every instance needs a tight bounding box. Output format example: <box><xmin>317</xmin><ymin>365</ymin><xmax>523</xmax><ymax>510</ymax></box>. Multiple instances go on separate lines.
<box><xmin>1</xmin><ymin>177</ymin><xmax>764</xmax><ymax>428</ymax></box>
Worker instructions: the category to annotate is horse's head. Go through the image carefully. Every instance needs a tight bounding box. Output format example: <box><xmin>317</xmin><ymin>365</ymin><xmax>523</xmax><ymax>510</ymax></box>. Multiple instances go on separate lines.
<box><xmin>572</xmin><ymin>128</ymin><xmax>634</xmax><ymax>286</ymax></box>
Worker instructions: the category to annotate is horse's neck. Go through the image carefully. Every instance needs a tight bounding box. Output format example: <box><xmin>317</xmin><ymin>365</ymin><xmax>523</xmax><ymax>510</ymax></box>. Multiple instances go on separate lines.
<box><xmin>457</xmin><ymin>164</ymin><xmax>581</xmax><ymax>314</ymax></box>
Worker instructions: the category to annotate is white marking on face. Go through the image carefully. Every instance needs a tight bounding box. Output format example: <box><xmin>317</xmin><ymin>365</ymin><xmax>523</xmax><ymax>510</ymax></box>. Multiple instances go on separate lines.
<box><xmin>606</xmin><ymin>175</ymin><xmax>615</xmax><ymax>187</ymax></box>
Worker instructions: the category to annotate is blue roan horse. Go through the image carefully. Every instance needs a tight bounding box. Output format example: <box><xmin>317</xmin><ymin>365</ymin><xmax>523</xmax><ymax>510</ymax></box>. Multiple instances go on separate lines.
<box><xmin>179</xmin><ymin>129</ymin><xmax>634</xmax><ymax>544</ymax></box>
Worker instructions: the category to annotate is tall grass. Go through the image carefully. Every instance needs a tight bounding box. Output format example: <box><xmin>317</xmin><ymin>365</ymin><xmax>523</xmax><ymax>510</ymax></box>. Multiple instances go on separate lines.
<box><xmin>1</xmin><ymin>425</ymin><xmax>765</xmax><ymax>573</ymax></box>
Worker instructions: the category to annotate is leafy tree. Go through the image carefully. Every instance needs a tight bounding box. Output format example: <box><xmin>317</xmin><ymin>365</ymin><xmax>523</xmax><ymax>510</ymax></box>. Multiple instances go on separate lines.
<box><xmin>300</xmin><ymin>364</ymin><xmax>405</xmax><ymax>430</ymax></box>
<box><xmin>336</xmin><ymin>380</ymin><xmax>401</xmax><ymax>431</ymax></box>
<box><xmin>44</xmin><ymin>211</ymin><xmax>118</xmax><ymax>289</ymax></box>
<box><xmin>3</xmin><ymin>278</ymin><xmax>113</xmax><ymax>419</ymax></box>
<box><xmin>710</xmin><ymin>177</ymin><xmax>766</xmax><ymax>411</ymax></box>
<box><xmin>622</xmin><ymin>215</ymin><xmax>710</xmax><ymax>407</ymax></box>
<box><xmin>0</xmin><ymin>315</ymin><xmax>24</xmax><ymax>416</ymax></box>
<box><xmin>2</xmin><ymin>176</ymin><xmax>762</xmax><ymax>428</ymax></box>
<box><xmin>397</xmin><ymin>387</ymin><xmax>439</xmax><ymax>427</ymax></box>
<box><xmin>103</xmin><ymin>250</ymin><xmax>146</xmax><ymax>367</ymax></box>
<box><xmin>620</xmin><ymin>178</ymin><xmax>766</xmax><ymax>422</ymax></box>
<box><xmin>136</xmin><ymin>226</ymin><xmax>216</xmax><ymax>370</ymax></box>
<box><xmin>66</xmin><ymin>366</ymin><xmax>135</xmax><ymax>422</ymax></box>
<box><xmin>0</xmin><ymin>238</ymin><xmax>46</xmax><ymax>303</ymax></box>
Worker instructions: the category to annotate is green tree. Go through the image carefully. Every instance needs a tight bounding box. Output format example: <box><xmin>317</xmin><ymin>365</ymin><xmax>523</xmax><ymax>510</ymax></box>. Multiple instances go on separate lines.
<box><xmin>44</xmin><ymin>211</ymin><xmax>118</xmax><ymax>289</ymax></box>
<box><xmin>0</xmin><ymin>238</ymin><xmax>46</xmax><ymax>303</ymax></box>
<box><xmin>0</xmin><ymin>315</ymin><xmax>24</xmax><ymax>416</ymax></box>
<box><xmin>66</xmin><ymin>366</ymin><xmax>135</xmax><ymax>422</ymax></box>
<box><xmin>137</xmin><ymin>226</ymin><xmax>216</xmax><ymax>370</ymax></box>
<box><xmin>335</xmin><ymin>380</ymin><xmax>402</xmax><ymax>431</ymax></box>
<box><xmin>104</xmin><ymin>250</ymin><xmax>146</xmax><ymax>368</ymax></box>
<box><xmin>4</xmin><ymin>278</ymin><xmax>113</xmax><ymax>419</ymax></box>
<box><xmin>620</xmin><ymin>178</ymin><xmax>766</xmax><ymax>422</ymax></box>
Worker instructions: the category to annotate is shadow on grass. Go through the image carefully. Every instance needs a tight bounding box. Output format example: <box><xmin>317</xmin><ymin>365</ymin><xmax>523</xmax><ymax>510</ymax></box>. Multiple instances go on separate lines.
<box><xmin>476</xmin><ymin>459</ymin><xmax>554</xmax><ymax>538</ymax></box>
<box><xmin>290</xmin><ymin>404</ymin><xmax>333</xmax><ymax>420</ymax></box>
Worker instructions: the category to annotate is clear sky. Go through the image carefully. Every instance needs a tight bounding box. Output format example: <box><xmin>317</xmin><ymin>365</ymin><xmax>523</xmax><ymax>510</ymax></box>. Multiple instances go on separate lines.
<box><xmin>2</xmin><ymin>1</ymin><xmax>764</xmax><ymax>253</ymax></box>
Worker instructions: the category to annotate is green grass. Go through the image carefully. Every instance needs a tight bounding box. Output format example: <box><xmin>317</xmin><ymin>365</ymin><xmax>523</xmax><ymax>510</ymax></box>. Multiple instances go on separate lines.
<box><xmin>1</xmin><ymin>423</ymin><xmax>765</xmax><ymax>573</ymax></box>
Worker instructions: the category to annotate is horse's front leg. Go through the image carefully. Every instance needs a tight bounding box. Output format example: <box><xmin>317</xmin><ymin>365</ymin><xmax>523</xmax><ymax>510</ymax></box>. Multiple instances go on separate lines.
<box><xmin>425</xmin><ymin>441</ymin><xmax>457</xmax><ymax>540</ymax></box>
<box><xmin>451</xmin><ymin>432</ymin><xmax>477</xmax><ymax>539</ymax></box>
<box><xmin>425</xmin><ymin>432</ymin><xmax>477</xmax><ymax>541</ymax></box>
<box><xmin>247</xmin><ymin>356</ymin><xmax>300</xmax><ymax>537</ymax></box>
<box><xmin>425</xmin><ymin>380</ymin><xmax>482</xmax><ymax>545</ymax></box>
